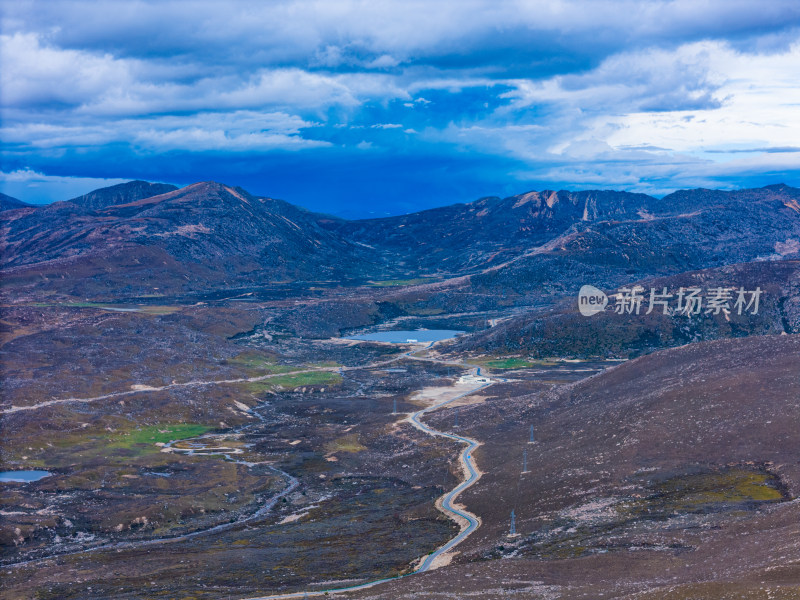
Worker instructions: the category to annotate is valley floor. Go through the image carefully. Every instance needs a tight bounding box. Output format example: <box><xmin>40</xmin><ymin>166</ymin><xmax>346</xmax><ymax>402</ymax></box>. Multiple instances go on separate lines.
<box><xmin>2</xmin><ymin>295</ymin><xmax>799</xmax><ymax>599</ymax></box>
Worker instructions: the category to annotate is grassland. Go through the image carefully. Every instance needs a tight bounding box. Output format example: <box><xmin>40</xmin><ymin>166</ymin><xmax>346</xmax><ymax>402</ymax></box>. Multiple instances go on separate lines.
<box><xmin>324</xmin><ymin>433</ymin><xmax>367</xmax><ymax>454</ymax></box>
<box><xmin>228</xmin><ymin>351</ymin><xmax>297</xmax><ymax>374</ymax></box>
<box><xmin>483</xmin><ymin>358</ymin><xmax>537</xmax><ymax>369</ymax></box>
<box><xmin>473</xmin><ymin>357</ymin><xmax>559</xmax><ymax>369</ymax></box>
<box><xmin>113</xmin><ymin>424</ymin><xmax>212</xmax><ymax>448</ymax></box>
<box><xmin>638</xmin><ymin>467</ymin><xmax>785</xmax><ymax>512</ymax></box>
<box><xmin>29</xmin><ymin>302</ymin><xmax>180</xmax><ymax>315</ymax></box>
<box><xmin>244</xmin><ymin>370</ymin><xmax>343</xmax><ymax>393</ymax></box>
<box><xmin>368</xmin><ymin>278</ymin><xmax>437</xmax><ymax>287</ymax></box>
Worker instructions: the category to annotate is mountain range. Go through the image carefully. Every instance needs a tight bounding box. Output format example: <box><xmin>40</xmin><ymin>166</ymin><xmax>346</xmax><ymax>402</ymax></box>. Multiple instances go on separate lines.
<box><xmin>2</xmin><ymin>179</ymin><xmax>799</xmax><ymax>352</ymax></box>
<box><xmin>4</xmin><ymin>179</ymin><xmax>800</xmax><ymax>599</ymax></box>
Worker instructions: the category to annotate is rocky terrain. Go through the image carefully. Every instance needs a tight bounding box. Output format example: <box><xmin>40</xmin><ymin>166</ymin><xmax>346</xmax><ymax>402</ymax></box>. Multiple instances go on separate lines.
<box><xmin>1</xmin><ymin>182</ymin><xmax>385</xmax><ymax>297</ymax></box>
<box><xmin>3</xmin><ymin>181</ymin><xmax>800</xmax><ymax>304</ymax></box>
<box><xmin>1</xmin><ymin>180</ymin><xmax>799</xmax><ymax>599</ymax></box>
<box><xmin>448</xmin><ymin>259</ymin><xmax>800</xmax><ymax>358</ymax></box>
<box><xmin>344</xmin><ymin>334</ymin><xmax>800</xmax><ymax>599</ymax></box>
<box><xmin>66</xmin><ymin>180</ymin><xmax>179</xmax><ymax>211</ymax></box>
<box><xmin>0</xmin><ymin>193</ymin><xmax>30</xmax><ymax>212</ymax></box>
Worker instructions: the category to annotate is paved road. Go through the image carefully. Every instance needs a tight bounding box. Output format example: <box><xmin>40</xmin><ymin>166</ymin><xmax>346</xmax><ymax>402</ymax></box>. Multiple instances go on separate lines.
<box><xmin>1</xmin><ymin>352</ymin><xmax>412</xmax><ymax>415</ymax></box>
<box><xmin>7</xmin><ymin>338</ymin><xmax>494</xmax><ymax>598</ymax></box>
<box><xmin>408</xmin><ymin>377</ymin><xmax>491</xmax><ymax>572</ymax></box>
<box><xmin>246</xmin><ymin>361</ymin><xmax>494</xmax><ymax>600</ymax></box>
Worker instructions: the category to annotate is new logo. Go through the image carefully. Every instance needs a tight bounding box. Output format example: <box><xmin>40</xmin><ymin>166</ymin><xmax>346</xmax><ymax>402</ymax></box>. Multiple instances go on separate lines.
<box><xmin>578</xmin><ymin>285</ymin><xmax>608</xmax><ymax>316</ymax></box>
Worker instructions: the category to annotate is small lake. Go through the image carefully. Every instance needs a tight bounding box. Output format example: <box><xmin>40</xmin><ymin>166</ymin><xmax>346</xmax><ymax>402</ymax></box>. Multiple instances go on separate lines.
<box><xmin>0</xmin><ymin>470</ymin><xmax>52</xmax><ymax>483</ymax></box>
<box><xmin>347</xmin><ymin>329</ymin><xmax>464</xmax><ymax>343</ymax></box>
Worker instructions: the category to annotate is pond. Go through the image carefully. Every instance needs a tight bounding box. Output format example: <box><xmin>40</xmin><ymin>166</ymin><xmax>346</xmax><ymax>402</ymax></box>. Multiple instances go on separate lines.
<box><xmin>346</xmin><ymin>329</ymin><xmax>464</xmax><ymax>343</ymax></box>
<box><xmin>0</xmin><ymin>470</ymin><xmax>52</xmax><ymax>483</ymax></box>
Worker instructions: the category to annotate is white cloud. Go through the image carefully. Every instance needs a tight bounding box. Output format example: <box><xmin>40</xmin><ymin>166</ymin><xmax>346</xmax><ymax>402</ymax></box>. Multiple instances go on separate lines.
<box><xmin>2</xmin><ymin>1</ymin><xmax>800</xmax><ymax>200</ymax></box>
<box><xmin>0</xmin><ymin>169</ymin><xmax>131</xmax><ymax>203</ymax></box>
<box><xmin>2</xmin><ymin>111</ymin><xmax>331</xmax><ymax>152</ymax></box>
<box><xmin>423</xmin><ymin>38</ymin><xmax>800</xmax><ymax>191</ymax></box>
<box><xmin>7</xmin><ymin>1</ymin><xmax>800</xmax><ymax>64</ymax></box>
<box><xmin>367</xmin><ymin>54</ymin><xmax>400</xmax><ymax>68</ymax></box>
<box><xmin>0</xmin><ymin>32</ymin><xmax>135</xmax><ymax>108</ymax></box>
<box><xmin>0</xmin><ymin>32</ymin><xmax>409</xmax><ymax>118</ymax></box>
<box><xmin>598</xmin><ymin>42</ymin><xmax>800</xmax><ymax>153</ymax></box>
<box><xmin>501</xmin><ymin>42</ymin><xmax>726</xmax><ymax>117</ymax></box>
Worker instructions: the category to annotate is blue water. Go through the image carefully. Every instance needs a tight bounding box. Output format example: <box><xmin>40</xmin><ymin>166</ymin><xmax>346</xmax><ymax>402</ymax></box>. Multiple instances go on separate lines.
<box><xmin>0</xmin><ymin>470</ymin><xmax>51</xmax><ymax>483</ymax></box>
<box><xmin>347</xmin><ymin>329</ymin><xmax>464</xmax><ymax>343</ymax></box>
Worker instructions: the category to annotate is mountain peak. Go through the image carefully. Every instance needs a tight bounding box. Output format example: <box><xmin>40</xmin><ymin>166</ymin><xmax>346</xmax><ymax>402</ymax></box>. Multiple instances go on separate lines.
<box><xmin>0</xmin><ymin>192</ymin><xmax>31</xmax><ymax>211</ymax></box>
<box><xmin>764</xmin><ymin>183</ymin><xmax>792</xmax><ymax>192</ymax></box>
<box><xmin>68</xmin><ymin>180</ymin><xmax>178</xmax><ymax>211</ymax></box>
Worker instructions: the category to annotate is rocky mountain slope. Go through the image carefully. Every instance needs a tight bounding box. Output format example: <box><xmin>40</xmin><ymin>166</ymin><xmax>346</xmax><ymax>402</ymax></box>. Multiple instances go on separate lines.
<box><xmin>467</xmin><ymin>184</ymin><xmax>800</xmax><ymax>302</ymax></box>
<box><xmin>318</xmin><ymin>189</ymin><xmax>656</xmax><ymax>273</ymax></box>
<box><xmin>67</xmin><ymin>180</ymin><xmax>178</xmax><ymax>211</ymax></box>
<box><xmin>449</xmin><ymin>259</ymin><xmax>800</xmax><ymax>358</ymax></box>
<box><xmin>1</xmin><ymin>181</ymin><xmax>383</xmax><ymax>296</ymax></box>
<box><xmin>0</xmin><ymin>192</ymin><xmax>31</xmax><ymax>212</ymax></box>
<box><xmin>3</xmin><ymin>181</ymin><xmax>799</xmax><ymax>310</ymax></box>
<box><xmin>348</xmin><ymin>333</ymin><xmax>800</xmax><ymax>599</ymax></box>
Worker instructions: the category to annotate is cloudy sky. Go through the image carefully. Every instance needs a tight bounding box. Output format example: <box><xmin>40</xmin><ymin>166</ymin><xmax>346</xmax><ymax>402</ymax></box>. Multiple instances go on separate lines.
<box><xmin>2</xmin><ymin>0</ymin><xmax>800</xmax><ymax>215</ymax></box>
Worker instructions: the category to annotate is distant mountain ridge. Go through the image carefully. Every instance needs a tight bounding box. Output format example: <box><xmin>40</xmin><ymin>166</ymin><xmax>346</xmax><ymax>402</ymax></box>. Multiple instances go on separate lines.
<box><xmin>318</xmin><ymin>189</ymin><xmax>657</xmax><ymax>272</ymax></box>
<box><xmin>0</xmin><ymin>193</ymin><xmax>31</xmax><ymax>212</ymax></box>
<box><xmin>67</xmin><ymin>180</ymin><xmax>178</xmax><ymax>210</ymax></box>
<box><xmin>1</xmin><ymin>181</ymin><xmax>380</xmax><ymax>295</ymax></box>
<box><xmin>2</xmin><ymin>180</ymin><xmax>799</xmax><ymax>299</ymax></box>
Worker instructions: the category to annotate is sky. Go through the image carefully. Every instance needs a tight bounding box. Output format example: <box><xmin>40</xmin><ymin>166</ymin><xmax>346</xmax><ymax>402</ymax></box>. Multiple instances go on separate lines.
<box><xmin>2</xmin><ymin>0</ymin><xmax>800</xmax><ymax>216</ymax></box>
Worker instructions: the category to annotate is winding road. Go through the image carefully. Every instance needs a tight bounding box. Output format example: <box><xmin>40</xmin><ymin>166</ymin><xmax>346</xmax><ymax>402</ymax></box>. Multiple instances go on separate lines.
<box><xmin>246</xmin><ymin>358</ymin><xmax>494</xmax><ymax>600</ymax></box>
<box><xmin>5</xmin><ymin>339</ymin><xmax>496</xmax><ymax>598</ymax></box>
<box><xmin>1</xmin><ymin>353</ymin><xmax>412</xmax><ymax>415</ymax></box>
<box><xmin>408</xmin><ymin>377</ymin><xmax>490</xmax><ymax>572</ymax></box>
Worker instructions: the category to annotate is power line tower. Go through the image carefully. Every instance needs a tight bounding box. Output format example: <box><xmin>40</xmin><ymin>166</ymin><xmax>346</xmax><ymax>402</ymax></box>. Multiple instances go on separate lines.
<box><xmin>529</xmin><ymin>424</ymin><xmax>535</xmax><ymax>443</ymax></box>
<box><xmin>392</xmin><ymin>398</ymin><xmax>397</xmax><ymax>414</ymax></box>
<box><xmin>522</xmin><ymin>448</ymin><xmax>529</xmax><ymax>473</ymax></box>
<box><xmin>509</xmin><ymin>509</ymin><xmax>517</xmax><ymax>536</ymax></box>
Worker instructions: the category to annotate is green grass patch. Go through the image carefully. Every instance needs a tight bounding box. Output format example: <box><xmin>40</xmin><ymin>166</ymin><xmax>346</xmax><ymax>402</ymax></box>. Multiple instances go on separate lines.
<box><xmin>666</xmin><ymin>469</ymin><xmax>784</xmax><ymax>505</ymax></box>
<box><xmin>30</xmin><ymin>301</ymin><xmax>104</xmax><ymax>308</ymax></box>
<box><xmin>114</xmin><ymin>424</ymin><xmax>212</xmax><ymax>449</ymax></box>
<box><xmin>484</xmin><ymin>358</ymin><xmax>538</xmax><ymax>369</ymax></box>
<box><xmin>405</xmin><ymin>307</ymin><xmax>445</xmax><ymax>316</ymax></box>
<box><xmin>134</xmin><ymin>305</ymin><xmax>181</xmax><ymax>315</ymax></box>
<box><xmin>309</xmin><ymin>360</ymin><xmax>340</xmax><ymax>368</ymax></box>
<box><xmin>229</xmin><ymin>352</ymin><xmax>296</xmax><ymax>374</ymax></box>
<box><xmin>244</xmin><ymin>370</ymin><xmax>342</xmax><ymax>393</ymax></box>
<box><xmin>622</xmin><ymin>467</ymin><xmax>785</xmax><ymax>518</ymax></box>
<box><xmin>28</xmin><ymin>301</ymin><xmax>179</xmax><ymax>314</ymax></box>
<box><xmin>324</xmin><ymin>433</ymin><xmax>366</xmax><ymax>454</ymax></box>
<box><xmin>472</xmin><ymin>356</ymin><xmax>559</xmax><ymax>369</ymax></box>
<box><xmin>368</xmin><ymin>278</ymin><xmax>436</xmax><ymax>287</ymax></box>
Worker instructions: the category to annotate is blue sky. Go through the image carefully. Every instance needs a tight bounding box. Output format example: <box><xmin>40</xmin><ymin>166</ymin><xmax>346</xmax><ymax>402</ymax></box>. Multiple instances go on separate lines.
<box><xmin>2</xmin><ymin>0</ymin><xmax>800</xmax><ymax>216</ymax></box>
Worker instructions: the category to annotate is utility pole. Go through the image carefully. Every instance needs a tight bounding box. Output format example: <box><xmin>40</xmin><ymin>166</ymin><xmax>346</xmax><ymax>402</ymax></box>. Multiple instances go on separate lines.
<box><xmin>522</xmin><ymin>448</ymin><xmax>528</xmax><ymax>473</ymax></box>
